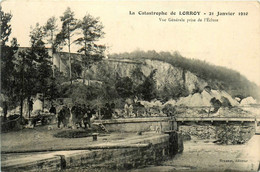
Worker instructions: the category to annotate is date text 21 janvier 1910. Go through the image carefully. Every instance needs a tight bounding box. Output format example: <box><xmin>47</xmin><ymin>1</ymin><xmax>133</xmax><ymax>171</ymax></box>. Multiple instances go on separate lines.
<box><xmin>129</xmin><ymin>11</ymin><xmax>248</xmax><ymax>16</ymax></box>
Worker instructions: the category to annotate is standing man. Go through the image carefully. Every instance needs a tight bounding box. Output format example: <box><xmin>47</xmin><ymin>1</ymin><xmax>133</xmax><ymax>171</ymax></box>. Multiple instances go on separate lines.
<box><xmin>57</xmin><ymin>105</ymin><xmax>65</xmax><ymax>128</ymax></box>
<box><xmin>3</xmin><ymin>101</ymin><xmax>8</xmax><ymax>121</ymax></box>
<box><xmin>63</xmin><ymin>105</ymin><xmax>71</xmax><ymax>127</ymax></box>
<box><xmin>49</xmin><ymin>104</ymin><xmax>56</xmax><ymax>115</ymax></box>
<box><xmin>103</xmin><ymin>103</ymin><xmax>112</xmax><ymax>119</ymax></box>
<box><xmin>124</xmin><ymin>103</ymin><xmax>129</xmax><ymax>117</ymax></box>
<box><xmin>28</xmin><ymin>98</ymin><xmax>33</xmax><ymax>118</ymax></box>
<box><xmin>57</xmin><ymin>105</ymin><xmax>70</xmax><ymax>128</ymax></box>
<box><xmin>49</xmin><ymin>103</ymin><xmax>57</xmax><ymax>124</ymax></box>
<box><xmin>129</xmin><ymin>104</ymin><xmax>133</xmax><ymax>117</ymax></box>
<box><xmin>83</xmin><ymin>105</ymin><xmax>95</xmax><ymax>129</ymax></box>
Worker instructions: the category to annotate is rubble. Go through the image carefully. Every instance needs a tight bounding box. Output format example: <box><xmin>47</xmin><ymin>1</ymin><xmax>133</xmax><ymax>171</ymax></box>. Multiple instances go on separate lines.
<box><xmin>179</xmin><ymin>124</ymin><xmax>255</xmax><ymax>144</ymax></box>
<box><xmin>175</xmin><ymin>89</ymin><xmax>239</xmax><ymax>107</ymax></box>
<box><xmin>240</xmin><ymin>97</ymin><xmax>257</xmax><ymax>105</ymax></box>
<box><xmin>215</xmin><ymin>125</ymin><xmax>255</xmax><ymax>145</ymax></box>
<box><xmin>179</xmin><ymin>125</ymin><xmax>217</xmax><ymax>140</ymax></box>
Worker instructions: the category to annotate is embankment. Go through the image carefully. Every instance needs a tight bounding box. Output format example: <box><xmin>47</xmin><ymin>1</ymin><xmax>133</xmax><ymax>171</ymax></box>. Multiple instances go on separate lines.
<box><xmin>1</xmin><ymin>117</ymin><xmax>183</xmax><ymax>171</ymax></box>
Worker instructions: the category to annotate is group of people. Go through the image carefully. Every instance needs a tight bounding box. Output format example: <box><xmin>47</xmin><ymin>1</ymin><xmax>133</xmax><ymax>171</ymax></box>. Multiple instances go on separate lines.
<box><xmin>50</xmin><ymin>103</ymin><xmax>96</xmax><ymax>129</ymax></box>
<box><xmin>71</xmin><ymin>104</ymin><xmax>95</xmax><ymax>129</ymax></box>
<box><xmin>100</xmin><ymin>103</ymin><xmax>115</xmax><ymax>119</ymax></box>
<box><xmin>124</xmin><ymin>103</ymin><xmax>134</xmax><ymax>117</ymax></box>
<box><xmin>56</xmin><ymin>105</ymin><xmax>70</xmax><ymax>128</ymax></box>
<box><xmin>49</xmin><ymin>101</ymin><xmax>144</xmax><ymax>128</ymax></box>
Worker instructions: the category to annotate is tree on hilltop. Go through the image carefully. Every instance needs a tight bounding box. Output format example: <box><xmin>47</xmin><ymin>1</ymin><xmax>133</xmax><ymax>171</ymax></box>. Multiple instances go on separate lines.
<box><xmin>59</xmin><ymin>7</ymin><xmax>78</xmax><ymax>83</ymax></box>
<box><xmin>74</xmin><ymin>14</ymin><xmax>106</xmax><ymax>84</ymax></box>
<box><xmin>43</xmin><ymin>16</ymin><xmax>58</xmax><ymax>77</ymax></box>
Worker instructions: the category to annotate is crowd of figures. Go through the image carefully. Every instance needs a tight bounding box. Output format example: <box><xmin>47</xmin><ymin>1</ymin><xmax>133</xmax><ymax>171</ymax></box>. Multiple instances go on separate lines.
<box><xmin>48</xmin><ymin>102</ymin><xmax>117</xmax><ymax>129</ymax></box>
<box><xmin>47</xmin><ymin>101</ymin><xmax>171</xmax><ymax>129</ymax></box>
<box><xmin>15</xmin><ymin>98</ymin><xmax>176</xmax><ymax>129</ymax></box>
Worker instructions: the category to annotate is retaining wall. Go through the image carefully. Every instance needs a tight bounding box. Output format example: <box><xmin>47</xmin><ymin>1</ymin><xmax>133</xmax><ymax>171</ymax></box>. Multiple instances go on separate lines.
<box><xmin>65</xmin><ymin>134</ymin><xmax>171</xmax><ymax>170</ymax></box>
<box><xmin>2</xmin><ymin>133</ymin><xmax>184</xmax><ymax>171</ymax></box>
<box><xmin>2</xmin><ymin>117</ymin><xmax>183</xmax><ymax>171</ymax></box>
<box><xmin>94</xmin><ymin>117</ymin><xmax>174</xmax><ymax>132</ymax></box>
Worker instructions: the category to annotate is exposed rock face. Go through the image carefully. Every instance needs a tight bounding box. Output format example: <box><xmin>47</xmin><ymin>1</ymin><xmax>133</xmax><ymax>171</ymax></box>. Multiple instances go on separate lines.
<box><xmin>86</xmin><ymin>59</ymin><xmax>208</xmax><ymax>95</ymax></box>
<box><xmin>89</xmin><ymin>59</ymin><xmax>140</xmax><ymax>79</ymax></box>
<box><xmin>53</xmin><ymin>52</ymin><xmax>209</xmax><ymax>95</ymax></box>
<box><xmin>185</xmin><ymin>71</ymin><xmax>208</xmax><ymax>94</ymax></box>
<box><xmin>144</xmin><ymin>60</ymin><xmax>184</xmax><ymax>90</ymax></box>
<box><xmin>52</xmin><ymin>53</ymin><xmax>243</xmax><ymax>105</ymax></box>
<box><xmin>14</xmin><ymin>49</ymin><xmax>260</xmax><ymax>101</ymax></box>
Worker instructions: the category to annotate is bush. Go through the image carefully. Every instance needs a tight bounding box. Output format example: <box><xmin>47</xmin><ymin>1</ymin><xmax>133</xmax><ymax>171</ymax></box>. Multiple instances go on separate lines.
<box><xmin>115</xmin><ymin>77</ymin><xmax>134</xmax><ymax>99</ymax></box>
<box><xmin>60</xmin><ymin>83</ymin><xmax>102</xmax><ymax>105</ymax></box>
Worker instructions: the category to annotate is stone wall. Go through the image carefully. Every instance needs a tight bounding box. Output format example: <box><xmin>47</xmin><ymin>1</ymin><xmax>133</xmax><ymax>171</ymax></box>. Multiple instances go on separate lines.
<box><xmin>179</xmin><ymin>123</ymin><xmax>255</xmax><ymax>144</ymax></box>
<box><xmin>2</xmin><ymin>133</ymin><xmax>183</xmax><ymax>171</ymax></box>
<box><xmin>2</xmin><ymin>117</ymin><xmax>184</xmax><ymax>171</ymax></box>
<box><xmin>1</xmin><ymin>154</ymin><xmax>62</xmax><ymax>172</ymax></box>
<box><xmin>69</xmin><ymin>135</ymin><xmax>170</xmax><ymax>170</ymax></box>
<box><xmin>179</xmin><ymin>124</ymin><xmax>217</xmax><ymax>140</ymax></box>
<box><xmin>94</xmin><ymin>117</ymin><xmax>173</xmax><ymax>132</ymax></box>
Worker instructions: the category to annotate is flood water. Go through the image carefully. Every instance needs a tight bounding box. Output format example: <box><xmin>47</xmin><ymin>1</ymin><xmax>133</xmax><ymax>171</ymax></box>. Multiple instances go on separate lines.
<box><xmin>133</xmin><ymin>134</ymin><xmax>260</xmax><ymax>172</ymax></box>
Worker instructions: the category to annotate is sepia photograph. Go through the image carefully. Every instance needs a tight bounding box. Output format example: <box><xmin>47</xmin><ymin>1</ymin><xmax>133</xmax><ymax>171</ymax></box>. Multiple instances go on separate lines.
<box><xmin>1</xmin><ymin>0</ymin><xmax>260</xmax><ymax>171</ymax></box>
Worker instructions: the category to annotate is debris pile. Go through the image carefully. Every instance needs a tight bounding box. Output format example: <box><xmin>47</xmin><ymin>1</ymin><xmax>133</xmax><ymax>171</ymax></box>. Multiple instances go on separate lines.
<box><xmin>180</xmin><ymin>124</ymin><xmax>255</xmax><ymax>144</ymax></box>
<box><xmin>179</xmin><ymin>125</ymin><xmax>216</xmax><ymax>140</ymax></box>
<box><xmin>215</xmin><ymin>125</ymin><xmax>255</xmax><ymax>145</ymax></box>
<box><xmin>175</xmin><ymin>89</ymin><xmax>239</xmax><ymax>107</ymax></box>
<box><xmin>214</xmin><ymin>107</ymin><xmax>255</xmax><ymax>118</ymax></box>
<box><xmin>240</xmin><ymin>97</ymin><xmax>257</xmax><ymax>106</ymax></box>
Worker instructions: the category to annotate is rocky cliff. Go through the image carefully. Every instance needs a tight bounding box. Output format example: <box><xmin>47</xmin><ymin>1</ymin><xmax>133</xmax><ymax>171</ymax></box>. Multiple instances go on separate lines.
<box><xmin>52</xmin><ymin>51</ymin><xmax>260</xmax><ymax>101</ymax></box>
<box><xmin>85</xmin><ymin>58</ymin><xmax>208</xmax><ymax>95</ymax></box>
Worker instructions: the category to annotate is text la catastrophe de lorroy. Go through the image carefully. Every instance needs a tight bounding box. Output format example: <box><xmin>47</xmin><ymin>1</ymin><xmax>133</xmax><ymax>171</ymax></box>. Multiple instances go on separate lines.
<box><xmin>129</xmin><ymin>11</ymin><xmax>247</xmax><ymax>16</ymax></box>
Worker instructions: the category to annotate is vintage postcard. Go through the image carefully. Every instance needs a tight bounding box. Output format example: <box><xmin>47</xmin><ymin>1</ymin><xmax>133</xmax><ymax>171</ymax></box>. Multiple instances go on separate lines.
<box><xmin>1</xmin><ymin>0</ymin><xmax>260</xmax><ymax>171</ymax></box>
